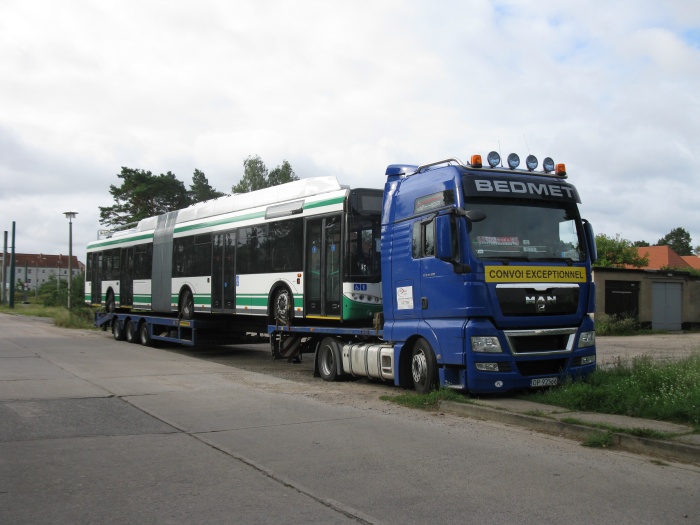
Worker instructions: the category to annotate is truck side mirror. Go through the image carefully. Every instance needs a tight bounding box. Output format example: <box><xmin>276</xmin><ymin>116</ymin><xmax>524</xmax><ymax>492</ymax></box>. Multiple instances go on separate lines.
<box><xmin>583</xmin><ymin>220</ymin><xmax>597</xmax><ymax>263</ymax></box>
<box><xmin>435</xmin><ymin>215</ymin><xmax>454</xmax><ymax>261</ymax></box>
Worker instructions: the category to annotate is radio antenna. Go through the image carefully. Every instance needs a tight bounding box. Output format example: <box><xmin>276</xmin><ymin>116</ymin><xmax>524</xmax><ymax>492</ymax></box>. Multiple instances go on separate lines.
<box><xmin>523</xmin><ymin>134</ymin><xmax>531</xmax><ymax>154</ymax></box>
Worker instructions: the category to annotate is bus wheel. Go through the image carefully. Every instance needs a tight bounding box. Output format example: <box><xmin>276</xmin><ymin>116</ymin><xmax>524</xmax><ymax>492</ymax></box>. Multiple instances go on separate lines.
<box><xmin>273</xmin><ymin>288</ymin><xmax>292</xmax><ymax>325</ymax></box>
<box><xmin>179</xmin><ymin>289</ymin><xmax>194</xmax><ymax>320</ymax></box>
<box><xmin>125</xmin><ymin>320</ymin><xmax>137</xmax><ymax>344</ymax></box>
<box><xmin>106</xmin><ymin>291</ymin><xmax>115</xmax><ymax>313</ymax></box>
<box><xmin>139</xmin><ymin>322</ymin><xmax>152</xmax><ymax>347</ymax></box>
<box><xmin>318</xmin><ymin>337</ymin><xmax>341</xmax><ymax>382</ymax></box>
<box><xmin>112</xmin><ymin>319</ymin><xmax>125</xmax><ymax>341</ymax></box>
<box><xmin>411</xmin><ymin>339</ymin><xmax>438</xmax><ymax>394</ymax></box>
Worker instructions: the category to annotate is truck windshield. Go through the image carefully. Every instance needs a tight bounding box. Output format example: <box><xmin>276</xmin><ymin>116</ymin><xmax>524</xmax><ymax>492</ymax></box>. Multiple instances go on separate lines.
<box><xmin>466</xmin><ymin>200</ymin><xmax>586</xmax><ymax>262</ymax></box>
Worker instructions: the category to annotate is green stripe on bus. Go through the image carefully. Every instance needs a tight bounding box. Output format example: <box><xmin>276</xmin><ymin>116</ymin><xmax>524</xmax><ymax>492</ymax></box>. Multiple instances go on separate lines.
<box><xmin>89</xmin><ymin>233</ymin><xmax>154</xmax><ymax>249</ymax></box>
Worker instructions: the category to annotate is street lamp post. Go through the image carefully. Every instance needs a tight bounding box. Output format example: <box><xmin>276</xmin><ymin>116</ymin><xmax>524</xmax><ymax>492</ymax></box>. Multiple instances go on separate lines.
<box><xmin>63</xmin><ymin>212</ymin><xmax>78</xmax><ymax>310</ymax></box>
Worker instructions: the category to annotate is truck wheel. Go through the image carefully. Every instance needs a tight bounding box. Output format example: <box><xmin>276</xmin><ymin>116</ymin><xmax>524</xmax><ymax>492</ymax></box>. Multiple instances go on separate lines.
<box><xmin>411</xmin><ymin>339</ymin><xmax>438</xmax><ymax>394</ymax></box>
<box><xmin>112</xmin><ymin>319</ymin><xmax>125</xmax><ymax>341</ymax></box>
<box><xmin>180</xmin><ymin>289</ymin><xmax>194</xmax><ymax>320</ymax></box>
<box><xmin>139</xmin><ymin>322</ymin><xmax>152</xmax><ymax>347</ymax></box>
<box><xmin>273</xmin><ymin>288</ymin><xmax>292</xmax><ymax>324</ymax></box>
<box><xmin>106</xmin><ymin>291</ymin><xmax>116</xmax><ymax>313</ymax></box>
<box><xmin>125</xmin><ymin>320</ymin><xmax>137</xmax><ymax>344</ymax></box>
<box><xmin>318</xmin><ymin>337</ymin><xmax>341</xmax><ymax>381</ymax></box>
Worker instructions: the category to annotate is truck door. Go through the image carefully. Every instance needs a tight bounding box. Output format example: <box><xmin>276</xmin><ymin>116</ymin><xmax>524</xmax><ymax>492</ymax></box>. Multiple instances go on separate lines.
<box><xmin>305</xmin><ymin>215</ymin><xmax>342</xmax><ymax>318</ymax></box>
<box><xmin>413</xmin><ymin>216</ymin><xmax>465</xmax><ymax>320</ymax></box>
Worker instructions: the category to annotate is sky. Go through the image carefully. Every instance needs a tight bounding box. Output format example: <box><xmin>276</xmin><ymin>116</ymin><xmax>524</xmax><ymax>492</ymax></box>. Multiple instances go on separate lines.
<box><xmin>1</xmin><ymin>0</ymin><xmax>699</xmax><ymax>263</ymax></box>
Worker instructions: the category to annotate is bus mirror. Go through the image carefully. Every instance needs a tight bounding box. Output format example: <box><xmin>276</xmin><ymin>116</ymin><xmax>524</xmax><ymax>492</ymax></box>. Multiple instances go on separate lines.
<box><xmin>435</xmin><ymin>215</ymin><xmax>454</xmax><ymax>261</ymax></box>
<box><xmin>583</xmin><ymin>220</ymin><xmax>597</xmax><ymax>263</ymax></box>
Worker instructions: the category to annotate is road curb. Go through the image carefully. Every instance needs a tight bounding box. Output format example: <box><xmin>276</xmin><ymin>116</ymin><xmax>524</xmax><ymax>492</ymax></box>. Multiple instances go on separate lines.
<box><xmin>439</xmin><ymin>400</ymin><xmax>700</xmax><ymax>466</ymax></box>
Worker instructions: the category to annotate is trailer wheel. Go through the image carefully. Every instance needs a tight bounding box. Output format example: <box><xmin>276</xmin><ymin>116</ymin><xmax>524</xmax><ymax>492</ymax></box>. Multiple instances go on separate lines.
<box><xmin>411</xmin><ymin>339</ymin><xmax>438</xmax><ymax>394</ymax></box>
<box><xmin>318</xmin><ymin>337</ymin><xmax>341</xmax><ymax>382</ymax></box>
<box><xmin>106</xmin><ymin>291</ymin><xmax>116</xmax><ymax>313</ymax></box>
<box><xmin>139</xmin><ymin>322</ymin><xmax>152</xmax><ymax>347</ymax></box>
<box><xmin>112</xmin><ymin>319</ymin><xmax>125</xmax><ymax>341</ymax></box>
<box><xmin>125</xmin><ymin>320</ymin><xmax>137</xmax><ymax>344</ymax></box>
<box><xmin>273</xmin><ymin>288</ymin><xmax>292</xmax><ymax>324</ymax></box>
<box><xmin>179</xmin><ymin>289</ymin><xmax>194</xmax><ymax>320</ymax></box>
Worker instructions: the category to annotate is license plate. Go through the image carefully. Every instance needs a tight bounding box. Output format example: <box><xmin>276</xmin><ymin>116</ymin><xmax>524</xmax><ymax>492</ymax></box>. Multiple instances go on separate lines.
<box><xmin>530</xmin><ymin>377</ymin><xmax>558</xmax><ymax>387</ymax></box>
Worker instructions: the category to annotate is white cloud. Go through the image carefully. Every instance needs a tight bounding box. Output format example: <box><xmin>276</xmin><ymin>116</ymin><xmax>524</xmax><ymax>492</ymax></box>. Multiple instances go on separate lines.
<box><xmin>1</xmin><ymin>0</ymin><xmax>699</xmax><ymax>259</ymax></box>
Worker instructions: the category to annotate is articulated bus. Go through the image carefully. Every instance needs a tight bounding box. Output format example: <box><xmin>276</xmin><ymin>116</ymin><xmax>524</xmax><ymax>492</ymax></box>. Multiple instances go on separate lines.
<box><xmin>85</xmin><ymin>177</ymin><xmax>383</xmax><ymax>325</ymax></box>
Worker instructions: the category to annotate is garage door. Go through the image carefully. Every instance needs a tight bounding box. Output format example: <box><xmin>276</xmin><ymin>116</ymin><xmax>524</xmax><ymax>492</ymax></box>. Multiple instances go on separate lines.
<box><xmin>651</xmin><ymin>282</ymin><xmax>682</xmax><ymax>331</ymax></box>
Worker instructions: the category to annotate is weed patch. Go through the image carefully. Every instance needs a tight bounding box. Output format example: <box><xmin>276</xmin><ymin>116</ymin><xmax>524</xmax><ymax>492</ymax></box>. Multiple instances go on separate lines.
<box><xmin>381</xmin><ymin>389</ymin><xmax>471</xmax><ymax>409</ymax></box>
<box><xmin>522</xmin><ymin>355</ymin><xmax>700</xmax><ymax>430</ymax></box>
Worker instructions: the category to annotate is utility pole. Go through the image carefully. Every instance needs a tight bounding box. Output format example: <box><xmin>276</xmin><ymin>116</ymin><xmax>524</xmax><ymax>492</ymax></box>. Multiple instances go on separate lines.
<box><xmin>2</xmin><ymin>231</ymin><xmax>7</xmax><ymax>305</ymax></box>
<box><xmin>9</xmin><ymin>222</ymin><xmax>15</xmax><ymax>308</ymax></box>
<box><xmin>63</xmin><ymin>212</ymin><xmax>78</xmax><ymax>310</ymax></box>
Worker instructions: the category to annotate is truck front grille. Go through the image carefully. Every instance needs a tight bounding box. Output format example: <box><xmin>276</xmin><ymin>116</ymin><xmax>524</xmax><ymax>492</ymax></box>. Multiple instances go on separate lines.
<box><xmin>504</xmin><ymin>328</ymin><xmax>576</xmax><ymax>355</ymax></box>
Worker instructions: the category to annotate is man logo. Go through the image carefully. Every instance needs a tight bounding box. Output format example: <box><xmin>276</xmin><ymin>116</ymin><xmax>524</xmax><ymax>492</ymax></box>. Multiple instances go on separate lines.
<box><xmin>526</xmin><ymin>295</ymin><xmax>556</xmax><ymax>313</ymax></box>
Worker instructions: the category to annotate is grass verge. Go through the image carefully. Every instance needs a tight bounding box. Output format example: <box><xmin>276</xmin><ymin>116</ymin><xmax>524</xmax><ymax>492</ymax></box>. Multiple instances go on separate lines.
<box><xmin>0</xmin><ymin>304</ymin><xmax>95</xmax><ymax>329</ymax></box>
<box><xmin>522</xmin><ymin>355</ymin><xmax>700</xmax><ymax>431</ymax></box>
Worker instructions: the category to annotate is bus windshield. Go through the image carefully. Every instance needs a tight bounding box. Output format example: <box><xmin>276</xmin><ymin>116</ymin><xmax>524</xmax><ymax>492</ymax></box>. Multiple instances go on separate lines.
<box><xmin>345</xmin><ymin>190</ymin><xmax>382</xmax><ymax>283</ymax></box>
<box><xmin>467</xmin><ymin>200</ymin><xmax>586</xmax><ymax>263</ymax></box>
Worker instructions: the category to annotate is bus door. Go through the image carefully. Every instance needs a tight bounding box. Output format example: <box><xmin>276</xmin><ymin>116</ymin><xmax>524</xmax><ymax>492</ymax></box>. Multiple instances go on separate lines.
<box><xmin>90</xmin><ymin>252</ymin><xmax>102</xmax><ymax>305</ymax></box>
<box><xmin>120</xmin><ymin>247</ymin><xmax>134</xmax><ymax>307</ymax></box>
<box><xmin>305</xmin><ymin>215</ymin><xmax>342</xmax><ymax>318</ymax></box>
<box><xmin>212</xmin><ymin>231</ymin><xmax>235</xmax><ymax>312</ymax></box>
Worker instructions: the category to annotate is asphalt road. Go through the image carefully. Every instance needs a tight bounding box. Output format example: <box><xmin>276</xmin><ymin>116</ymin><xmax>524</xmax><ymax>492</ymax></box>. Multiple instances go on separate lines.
<box><xmin>1</xmin><ymin>314</ymin><xmax>698</xmax><ymax>524</ymax></box>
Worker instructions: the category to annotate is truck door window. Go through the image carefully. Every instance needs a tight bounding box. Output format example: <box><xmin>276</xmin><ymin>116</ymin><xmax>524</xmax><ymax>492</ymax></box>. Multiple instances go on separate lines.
<box><xmin>412</xmin><ymin>219</ymin><xmax>435</xmax><ymax>259</ymax></box>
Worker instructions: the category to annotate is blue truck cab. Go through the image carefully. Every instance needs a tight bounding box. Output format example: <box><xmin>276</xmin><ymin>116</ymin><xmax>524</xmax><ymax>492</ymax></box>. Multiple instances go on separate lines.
<box><xmin>381</xmin><ymin>153</ymin><xmax>597</xmax><ymax>393</ymax></box>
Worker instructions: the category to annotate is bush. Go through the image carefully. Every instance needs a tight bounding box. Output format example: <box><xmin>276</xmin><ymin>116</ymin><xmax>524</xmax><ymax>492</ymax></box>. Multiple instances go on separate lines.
<box><xmin>595</xmin><ymin>313</ymin><xmax>641</xmax><ymax>336</ymax></box>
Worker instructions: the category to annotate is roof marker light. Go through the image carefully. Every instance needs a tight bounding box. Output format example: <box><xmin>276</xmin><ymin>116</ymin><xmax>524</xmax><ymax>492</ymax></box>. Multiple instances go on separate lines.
<box><xmin>470</xmin><ymin>154</ymin><xmax>483</xmax><ymax>168</ymax></box>
<box><xmin>526</xmin><ymin>155</ymin><xmax>538</xmax><ymax>171</ymax></box>
<box><xmin>555</xmin><ymin>163</ymin><xmax>567</xmax><ymax>176</ymax></box>
<box><xmin>487</xmin><ymin>151</ymin><xmax>500</xmax><ymax>168</ymax></box>
<box><xmin>507</xmin><ymin>153</ymin><xmax>520</xmax><ymax>169</ymax></box>
<box><xmin>543</xmin><ymin>157</ymin><xmax>555</xmax><ymax>173</ymax></box>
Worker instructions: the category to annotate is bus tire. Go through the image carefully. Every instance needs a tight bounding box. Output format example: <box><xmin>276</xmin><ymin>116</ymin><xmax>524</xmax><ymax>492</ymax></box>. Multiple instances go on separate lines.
<box><xmin>411</xmin><ymin>338</ymin><xmax>438</xmax><ymax>394</ymax></box>
<box><xmin>273</xmin><ymin>287</ymin><xmax>292</xmax><ymax>325</ymax></box>
<box><xmin>317</xmin><ymin>337</ymin><xmax>341</xmax><ymax>382</ymax></box>
<box><xmin>112</xmin><ymin>319</ymin><xmax>125</xmax><ymax>341</ymax></box>
<box><xmin>179</xmin><ymin>288</ymin><xmax>194</xmax><ymax>320</ymax></box>
<box><xmin>125</xmin><ymin>320</ymin><xmax>137</xmax><ymax>344</ymax></box>
<box><xmin>106</xmin><ymin>291</ymin><xmax>116</xmax><ymax>313</ymax></box>
<box><xmin>139</xmin><ymin>321</ymin><xmax>152</xmax><ymax>347</ymax></box>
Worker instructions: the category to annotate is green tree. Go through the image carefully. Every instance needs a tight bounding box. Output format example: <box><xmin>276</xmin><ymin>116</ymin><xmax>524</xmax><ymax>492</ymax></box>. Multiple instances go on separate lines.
<box><xmin>633</xmin><ymin>240</ymin><xmax>649</xmax><ymax>247</ymax></box>
<box><xmin>189</xmin><ymin>169</ymin><xmax>224</xmax><ymax>203</ymax></box>
<box><xmin>268</xmin><ymin>160</ymin><xmax>298</xmax><ymax>186</ymax></box>
<box><xmin>657</xmin><ymin>227</ymin><xmax>693</xmax><ymax>256</ymax></box>
<box><xmin>232</xmin><ymin>156</ymin><xmax>299</xmax><ymax>193</ymax></box>
<box><xmin>39</xmin><ymin>273</ymin><xmax>85</xmax><ymax>309</ymax></box>
<box><xmin>594</xmin><ymin>234</ymin><xmax>649</xmax><ymax>269</ymax></box>
<box><xmin>99</xmin><ymin>168</ymin><xmax>190</xmax><ymax>227</ymax></box>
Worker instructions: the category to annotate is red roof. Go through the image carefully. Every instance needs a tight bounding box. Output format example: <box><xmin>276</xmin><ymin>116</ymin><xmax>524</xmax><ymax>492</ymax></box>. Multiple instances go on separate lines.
<box><xmin>635</xmin><ymin>246</ymin><xmax>692</xmax><ymax>270</ymax></box>
<box><xmin>681</xmin><ymin>255</ymin><xmax>700</xmax><ymax>270</ymax></box>
<box><xmin>1</xmin><ymin>253</ymin><xmax>84</xmax><ymax>270</ymax></box>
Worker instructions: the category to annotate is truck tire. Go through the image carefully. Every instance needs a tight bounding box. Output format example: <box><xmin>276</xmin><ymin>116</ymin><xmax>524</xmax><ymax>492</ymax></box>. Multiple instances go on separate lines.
<box><xmin>411</xmin><ymin>339</ymin><xmax>438</xmax><ymax>394</ymax></box>
<box><xmin>125</xmin><ymin>320</ymin><xmax>137</xmax><ymax>344</ymax></box>
<box><xmin>318</xmin><ymin>337</ymin><xmax>341</xmax><ymax>382</ymax></box>
<box><xmin>112</xmin><ymin>319</ymin><xmax>125</xmax><ymax>341</ymax></box>
<box><xmin>139</xmin><ymin>321</ymin><xmax>152</xmax><ymax>347</ymax></box>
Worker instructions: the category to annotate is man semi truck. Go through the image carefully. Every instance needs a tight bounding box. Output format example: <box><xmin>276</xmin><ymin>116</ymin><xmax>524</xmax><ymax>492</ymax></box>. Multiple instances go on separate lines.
<box><xmin>91</xmin><ymin>150</ymin><xmax>597</xmax><ymax>394</ymax></box>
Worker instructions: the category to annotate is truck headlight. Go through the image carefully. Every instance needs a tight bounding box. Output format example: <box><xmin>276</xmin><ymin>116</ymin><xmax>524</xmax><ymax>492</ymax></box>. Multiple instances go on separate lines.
<box><xmin>579</xmin><ymin>331</ymin><xmax>595</xmax><ymax>348</ymax></box>
<box><xmin>472</xmin><ymin>336</ymin><xmax>503</xmax><ymax>353</ymax></box>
